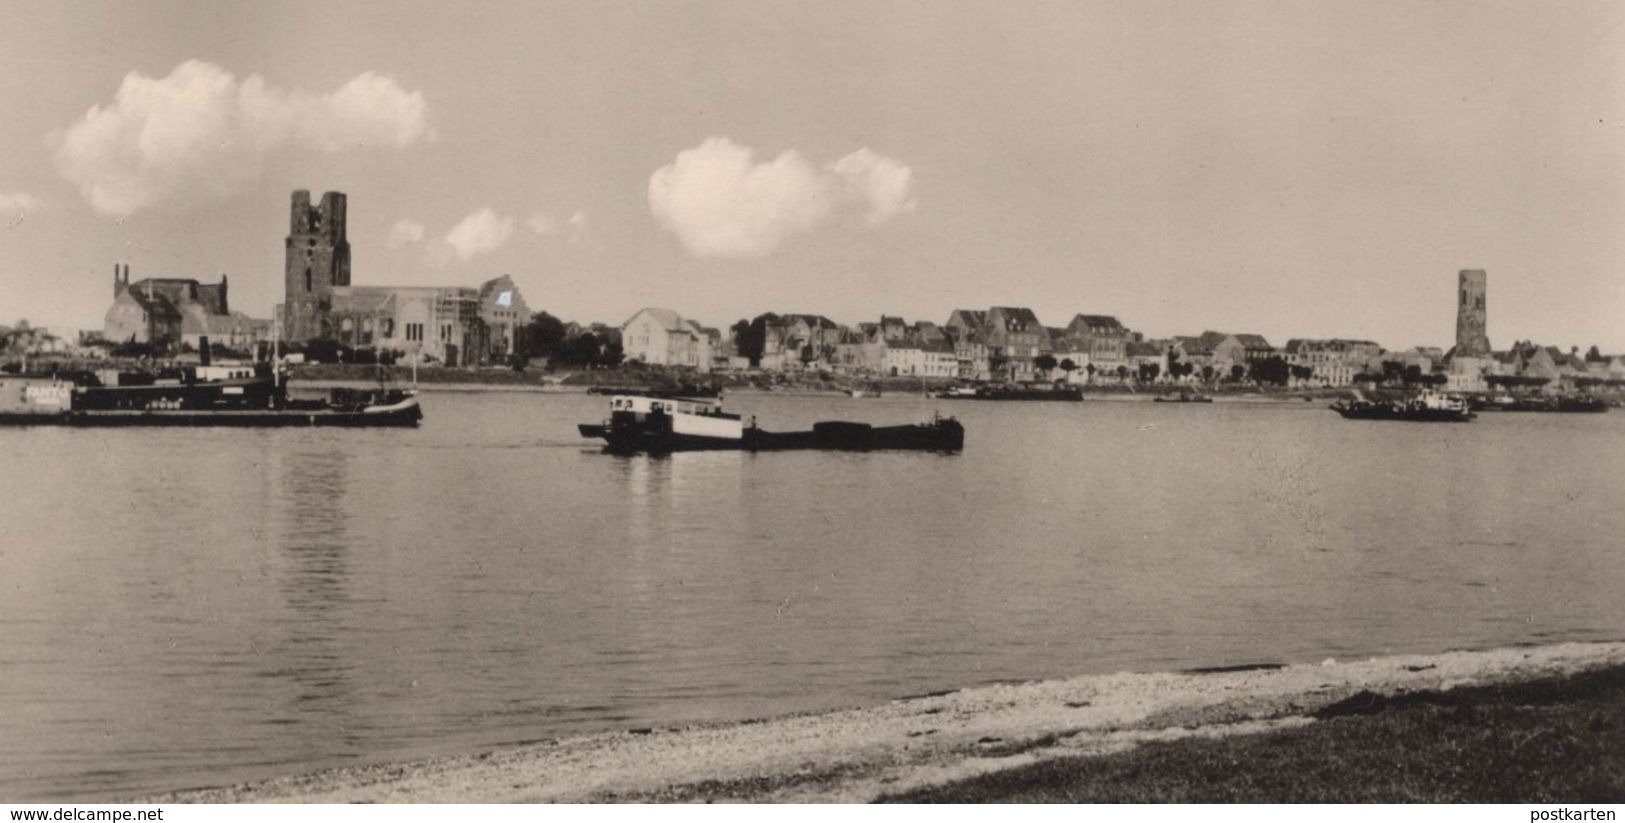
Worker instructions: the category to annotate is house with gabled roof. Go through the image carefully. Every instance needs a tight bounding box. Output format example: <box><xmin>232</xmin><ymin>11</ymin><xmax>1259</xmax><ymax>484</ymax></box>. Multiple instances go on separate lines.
<box><xmin>1063</xmin><ymin>313</ymin><xmax>1130</xmax><ymax>376</ymax></box>
<box><xmin>104</xmin><ymin>263</ymin><xmax>268</xmax><ymax>351</ymax></box>
<box><xmin>984</xmin><ymin>306</ymin><xmax>1050</xmax><ymax>382</ymax></box>
<box><xmin>1213</xmin><ymin>333</ymin><xmax>1275</xmax><ymax>374</ymax></box>
<box><xmin>944</xmin><ymin>309</ymin><xmax>986</xmax><ymax>339</ymax></box>
<box><xmin>621</xmin><ymin>307</ymin><xmax>712</xmax><ymax>371</ymax></box>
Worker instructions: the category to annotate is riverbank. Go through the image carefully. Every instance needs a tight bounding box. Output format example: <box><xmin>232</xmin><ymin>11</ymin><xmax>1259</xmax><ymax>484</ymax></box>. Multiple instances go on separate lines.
<box><xmin>147</xmin><ymin>640</ymin><xmax>1624</xmax><ymax>803</ymax></box>
<box><xmin>285</xmin><ymin>363</ymin><xmax>1350</xmax><ymax>401</ymax></box>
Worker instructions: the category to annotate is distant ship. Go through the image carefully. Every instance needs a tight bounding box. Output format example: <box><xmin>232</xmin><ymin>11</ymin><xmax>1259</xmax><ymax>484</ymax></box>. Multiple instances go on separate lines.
<box><xmin>578</xmin><ymin>393</ymin><xmax>962</xmax><ymax>453</ymax></box>
<box><xmin>586</xmin><ymin>384</ymin><xmax>720</xmax><ymax>399</ymax></box>
<box><xmin>935</xmin><ymin>384</ymin><xmax>1083</xmax><ymax>401</ymax></box>
<box><xmin>1330</xmin><ymin>390</ymin><xmax>1474</xmax><ymax>422</ymax></box>
<box><xmin>0</xmin><ymin>365</ymin><xmax>420</xmax><ymax>427</ymax></box>
<box><xmin>1468</xmin><ymin>394</ymin><xmax>1608</xmax><ymax>414</ymax></box>
<box><xmin>1153</xmin><ymin>389</ymin><xmax>1213</xmax><ymax>403</ymax></box>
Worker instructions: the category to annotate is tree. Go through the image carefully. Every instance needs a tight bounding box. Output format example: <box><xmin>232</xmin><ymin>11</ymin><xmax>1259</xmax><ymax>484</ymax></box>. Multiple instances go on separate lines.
<box><xmin>1086</xmin><ymin>363</ymin><xmax>1097</xmax><ymax>381</ymax></box>
<box><xmin>553</xmin><ymin>332</ymin><xmax>619</xmax><ymax>367</ymax></box>
<box><xmin>1115</xmin><ymin>365</ymin><xmax>1131</xmax><ymax>382</ymax></box>
<box><xmin>1059</xmin><ymin>358</ymin><xmax>1077</xmax><ymax>374</ymax></box>
<box><xmin>1137</xmin><ymin>362</ymin><xmax>1161</xmax><ymax>383</ymax></box>
<box><xmin>1034</xmin><ymin>353</ymin><xmax>1058</xmax><ymax>375</ymax></box>
<box><xmin>1586</xmin><ymin>345</ymin><xmax>1605</xmax><ymax>363</ymax></box>
<box><xmin>1229</xmin><ymin>364</ymin><xmax>1246</xmax><ymax>382</ymax></box>
<box><xmin>1247</xmin><ymin>356</ymin><xmax>1290</xmax><ymax>386</ymax></box>
<box><xmin>1380</xmin><ymin>360</ymin><xmax>1405</xmax><ymax>384</ymax></box>
<box><xmin>1201</xmin><ymin>364</ymin><xmax>1216</xmax><ymax>383</ymax></box>
<box><xmin>733</xmin><ymin>314</ymin><xmax>776</xmax><ymax>366</ymax></box>
<box><xmin>1289</xmin><ymin>364</ymin><xmax>1313</xmax><ymax>383</ymax></box>
<box><xmin>523</xmin><ymin>311</ymin><xmax>567</xmax><ymax>357</ymax></box>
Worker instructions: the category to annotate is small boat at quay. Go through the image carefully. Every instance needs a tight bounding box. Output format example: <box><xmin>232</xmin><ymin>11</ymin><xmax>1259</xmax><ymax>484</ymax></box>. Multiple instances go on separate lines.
<box><xmin>1330</xmin><ymin>390</ymin><xmax>1474</xmax><ymax>422</ymax></box>
<box><xmin>587</xmin><ymin>384</ymin><xmax>721</xmax><ymax>399</ymax></box>
<box><xmin>578</xmin><ymin>394</ymin><xmax>963</xmax><ymax>453</ymax></box>
<box><xmin>1153</xmin><ymin>389</ymin><xmax>1213</xmax><ymax>403</ymax></box>
<box><xmin>0</xmin><ymin>365</ymin><xmax>421</xmax><ymax>428</ymax></box>
<box><xmin>935</xmin><ymin>384</ymin><xmax>1083</xmax><ymax>402</ymax></box>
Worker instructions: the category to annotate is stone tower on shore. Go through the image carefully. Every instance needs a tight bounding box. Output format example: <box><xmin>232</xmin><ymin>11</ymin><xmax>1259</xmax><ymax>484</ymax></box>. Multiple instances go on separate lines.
<box><xmin>283</xmin><ymin>191</ymin><xmax>351</xmax><ymax>342</ymax></box>
<box><xmin>1455</xmin><ymin>269</ymin><xmax>1490</xmax><ymax>357</ymax></box>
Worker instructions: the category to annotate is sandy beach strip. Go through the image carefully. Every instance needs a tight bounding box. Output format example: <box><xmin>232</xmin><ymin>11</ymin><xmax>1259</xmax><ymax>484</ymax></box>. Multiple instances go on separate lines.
<box><xmin>149</xmin><ymin>640</ymin><xmax>1625</xmax><ymax>803</ymax></box>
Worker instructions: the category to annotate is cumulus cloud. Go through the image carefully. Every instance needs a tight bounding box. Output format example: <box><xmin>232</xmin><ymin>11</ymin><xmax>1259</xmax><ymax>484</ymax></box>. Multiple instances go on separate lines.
<box><xmin>830</xmin><ymin>147</ymin><xmax>917</xmax><ymax>225</ymax></box>
<box><xmin>387</xmin><ymin>218</ymin><xmax>425</xmax><ymax>248</ymax></box>
<box><xmin>647</xmin><ymin>137</ymin><xmax>914</xmax><ymax>258</ymax></box>
<box><xmin>529</xmin><ymin>209</ymin><xmax>587</xmax><ymax>242</ymax></box>
<box><xmin>566</xmin><ymin>210</ymin><xmax>588</xmax><ymax>243</ymax></box>
<box><xmin>442</xmin><ymin>208</ymin><xmax>513</xmax><ymax>261</ymax></box>
<box><xmin>527</xmin><ymin>212</ymin><xmax>560</xmax><ymax>236</ymax></box>
<box><xmin>0</xmin><ymin>191</ymin><xmax>36</xmax><ymax>212</ymax></box>
<box><xmin>54</xmin><ymin>60</ymin><xmax>431</xmax><ymax>215</ymax></box>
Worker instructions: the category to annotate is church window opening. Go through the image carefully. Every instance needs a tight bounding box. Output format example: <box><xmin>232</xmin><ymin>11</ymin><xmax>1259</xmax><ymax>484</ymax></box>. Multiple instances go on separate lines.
<box><xmin>305</xmin><ymin>268</ymin><xmax>312</xmax><ymax>292</ymax></box>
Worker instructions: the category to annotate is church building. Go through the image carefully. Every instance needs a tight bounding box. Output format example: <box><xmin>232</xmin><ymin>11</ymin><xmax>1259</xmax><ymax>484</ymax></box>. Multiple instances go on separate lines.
<box><xmin>279</xmin><ymin>190</ymin><xmax>529</xmax><ymax>366</ymax></box>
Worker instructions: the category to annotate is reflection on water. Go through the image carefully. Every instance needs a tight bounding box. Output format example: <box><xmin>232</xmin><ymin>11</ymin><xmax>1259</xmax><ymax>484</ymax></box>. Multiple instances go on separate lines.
<box><xmin>265</xmin><ymin>447</ymin><xmax>358</xmax><ymax>751</ymax></box>
<box><xmin>2</xmin><ymin>392</ymin><xmax>1623</xmax><ymax>799</ymax></box>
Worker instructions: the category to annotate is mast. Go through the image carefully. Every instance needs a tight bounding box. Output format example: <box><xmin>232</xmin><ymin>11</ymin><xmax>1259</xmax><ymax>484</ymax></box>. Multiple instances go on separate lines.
<box><xmin>271</xmin><ymin>305</ymin><xmax>281</xmax><ymax>391</ymax></box>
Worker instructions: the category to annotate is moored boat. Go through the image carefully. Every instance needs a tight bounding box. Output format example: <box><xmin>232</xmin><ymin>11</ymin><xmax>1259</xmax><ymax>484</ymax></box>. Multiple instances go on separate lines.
<box><xmin>0</xmin><ymin>366</ymin><xmax>421</xmax><ymax>427</ymax></box>
<box><xmin>578</xmin><ymin>394</ymin><xmax>963</xmax><ymax>453</ymax></box>
<box><xmin>934</xmin><ymin>384</ymin><xmax>1082</xmax><ymax>401</ymax></box>
<box><xmin>1153</xmin><ymin>389</ymin><xmax>1213</xmax><ymax>403</ymax></box>
<box><xmin>586</xmin><ymin>384</ymin><xmax>720</xmax><ymax>399</ymax></box>
<box><xmin>1468</xmin><ymin>394</ymin><xmax>1609</xmax><ymax>413</ymax></box>
<box><xmin>1330</xmin><ymin>390</ymin><xmax>1474</xmax><ymax>422</ymax></box>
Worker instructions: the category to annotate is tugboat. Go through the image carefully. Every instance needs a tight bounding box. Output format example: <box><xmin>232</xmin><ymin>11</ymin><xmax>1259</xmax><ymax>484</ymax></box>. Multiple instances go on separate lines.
<box><xmin>578</xmin><ymin>394</ymin><xmax>963</xmax><ymax>453</ymax></box>
<box><xmin>1330</xmin><ymin>390</ymin><xmax>1474</xmax><ymax>422</ymax></box>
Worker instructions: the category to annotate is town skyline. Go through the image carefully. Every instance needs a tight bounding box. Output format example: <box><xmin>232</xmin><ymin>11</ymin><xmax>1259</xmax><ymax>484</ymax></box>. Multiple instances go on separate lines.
<box><xmin>3</xmin><ymin>1</ymin><xmax>1623</xmax><ymax>350</ymax></box>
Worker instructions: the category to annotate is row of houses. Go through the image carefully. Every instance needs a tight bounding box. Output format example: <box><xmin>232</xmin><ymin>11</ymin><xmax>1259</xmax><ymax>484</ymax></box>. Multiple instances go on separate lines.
<box><xmin>619</xmin><ymin>305</ymin><xmax>1286</xmax><ymax>383</ymax></box>
<box><xmin>616</xmin><ymin>305</ymin><xmax>1625</xmax><ymax>391</ymax></box>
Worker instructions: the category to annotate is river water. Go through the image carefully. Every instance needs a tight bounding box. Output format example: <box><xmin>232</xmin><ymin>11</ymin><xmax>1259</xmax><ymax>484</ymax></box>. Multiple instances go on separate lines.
<box><xmin>2</xmin><ymin>391</ymin><xmax>1622</xmax><ymax>799</ymax></box>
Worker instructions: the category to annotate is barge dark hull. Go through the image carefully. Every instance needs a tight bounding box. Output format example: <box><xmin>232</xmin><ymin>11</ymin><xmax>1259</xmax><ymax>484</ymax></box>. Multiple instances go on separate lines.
<box><xmin>579</xmin><ymin>420</ymin><xmax>964</xmax><ymax>453</ymax></box>
<box><xmin>1330</xmin><ymin>405</ymin><xmax>1474</xmax><ymax>422</ymax></box>
<box><xmin>1470</xmin><ymin>400</ymin><xmax>1609</xmax><ymax>413</ymax></box>
<box><xmin>1</xmin><ymin>405</ymin><xmax>422</xmax><ymax>428</ymax></box>
<box><xmin>937</xmin><ymin>389</ymin><xmax>1083</xmax><ymax>402</ymax></box>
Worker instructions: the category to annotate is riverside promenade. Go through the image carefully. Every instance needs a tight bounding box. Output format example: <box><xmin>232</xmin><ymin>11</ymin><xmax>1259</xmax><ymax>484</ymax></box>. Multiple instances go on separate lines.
<box><xmin>149</xmin><ymin>641</ymin><xmax>1625</xmax><ymax>803</ymax></box>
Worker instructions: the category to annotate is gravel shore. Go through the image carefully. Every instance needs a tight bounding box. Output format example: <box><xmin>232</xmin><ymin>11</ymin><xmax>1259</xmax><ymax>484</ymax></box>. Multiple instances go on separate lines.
<box><xmin>148</xmin><ymin>641</ymin><xmax>1625</xmax><ymax>803</ymax></box>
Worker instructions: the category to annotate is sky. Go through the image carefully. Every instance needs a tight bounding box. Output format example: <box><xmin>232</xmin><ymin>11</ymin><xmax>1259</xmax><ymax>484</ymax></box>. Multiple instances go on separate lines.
<box><xmin>1</xmin><ymin>0</ymin><xmax>1622</xmax><ymax>351</ymax></box>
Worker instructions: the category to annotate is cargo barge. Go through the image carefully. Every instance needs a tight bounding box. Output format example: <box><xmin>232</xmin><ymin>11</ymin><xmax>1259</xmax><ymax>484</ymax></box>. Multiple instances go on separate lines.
<box><xmin>578</xmin><ymin>394</ymin><xmax>962</xmax><ymax>453</ymax></box>
<box><xmin>1468</xmin><ymin>394</ymin><xmax>1609</xmax><ymax>413</ymax></box>
<box><xmin>1330</xmin><ymin>390</ymin><xmax>1474</xmax><ymax>422</ymax></box>
<box><xmin>935</xmin><ymin>385</ymin><xmax>1082</xmax><ymax>402</ymax></box>
<box><xmin>0</xmin><ymin>365</ymin><xmax>421</xmax><ymax>427</ymax></box>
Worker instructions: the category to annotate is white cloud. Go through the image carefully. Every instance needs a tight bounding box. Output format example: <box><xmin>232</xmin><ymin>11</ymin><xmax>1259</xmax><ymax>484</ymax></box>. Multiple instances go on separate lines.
<box><xmin>54</xmin><ymin>60</ymin><xmax>431</xmax><ymax>215</ymax></box>
<box><xmin>830</xmin><ymin>147</ymin><xmax>917</xmax><ymax>225</ymax></box>
<box><xmin>647</xmin><ymin>137</ymin><xmax>914</xmax><ymax>258</ymax></box>
<box><xmin>442</xmin><ymin>208</ymin><xmax>514</xmax><ymax>261</ymax></box>
<box><xmin>529</xmin><ymin>209</ymin><xmax>586</xmax><ymax>242</ymax></box>
<box><xmin>527</xmin><ymin>212</ymin><xmax>560</xmax><ymax>236</ymax></box>
<box><xmin>0</xmin><ymin>191</ymin><xmax>36</xmax><ymax>212</ymax></box>
<box><xmin>387</xmin><ymin>218</ymin><xmax>425</xmax><ymax>248</ymax></box>
<box><xmin>648</xmin><ymin>137</ymin><xmax>833</xmax><ymax>258</ymax></box>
